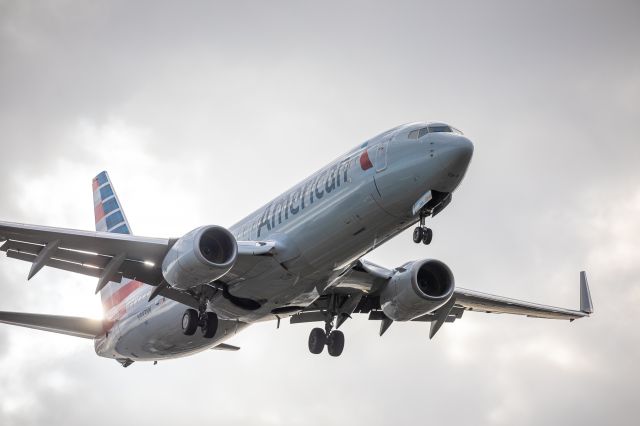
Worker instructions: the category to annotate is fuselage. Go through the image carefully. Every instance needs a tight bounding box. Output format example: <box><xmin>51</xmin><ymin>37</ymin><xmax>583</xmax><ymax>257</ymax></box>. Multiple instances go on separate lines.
<box><xmin>94</xmin><ymin>122</ymin><xmax>474</xmax><ymax>361</ymax></box>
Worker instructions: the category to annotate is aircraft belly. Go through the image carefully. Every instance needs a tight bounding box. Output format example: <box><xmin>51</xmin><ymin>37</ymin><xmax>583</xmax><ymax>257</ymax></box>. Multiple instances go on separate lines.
<box><xmin>97</xmin><ymin>301</ymin><xmax>246</xmax><ymax>361</ymax></box>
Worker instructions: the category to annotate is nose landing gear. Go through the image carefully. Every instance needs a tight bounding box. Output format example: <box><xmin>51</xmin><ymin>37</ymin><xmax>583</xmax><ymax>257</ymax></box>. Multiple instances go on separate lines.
<box><xmin>412</xmin><ymin>211</ymin><xmax>433</xmax><ymax>245</ymax></box>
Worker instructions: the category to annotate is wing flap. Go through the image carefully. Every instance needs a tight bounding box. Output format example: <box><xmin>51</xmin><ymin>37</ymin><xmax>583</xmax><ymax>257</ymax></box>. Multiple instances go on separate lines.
<box><xmin>2</xmin><ymin>239</ymin><xmax>112</xmax><ymax>268</ymax></box>
<box><xmin>0</xmin><ymin>221</ymin><xmax>169</xmax><ymax>284</ymax></box>
<box><xmin>6</xmin><ymin>250</ymin><xmax>104</xmax><ymax>278</ymax></box>
<box><xmin>0</xmin><ymin>311</ymin><xmax>105</xmax><ymax>339</ymax></box>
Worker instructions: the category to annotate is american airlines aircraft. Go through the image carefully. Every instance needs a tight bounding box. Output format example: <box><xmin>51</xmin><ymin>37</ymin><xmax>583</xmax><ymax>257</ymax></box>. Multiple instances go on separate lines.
<box><xmin>0</xmin><ymin>122</ymin><xmax>593</xmax><ymax>366</ymax></box>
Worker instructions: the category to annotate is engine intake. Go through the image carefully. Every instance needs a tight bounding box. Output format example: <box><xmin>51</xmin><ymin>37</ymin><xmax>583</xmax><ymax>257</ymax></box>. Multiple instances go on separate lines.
<box><xmin>162</xmin><ymin>225</ymin><xmax>237</xmax><ymax>291</ymax></box>
<box><xmin>380</xmin><ymin>259</ymin><xmax>455</xmax><ymax>321</ymax></box>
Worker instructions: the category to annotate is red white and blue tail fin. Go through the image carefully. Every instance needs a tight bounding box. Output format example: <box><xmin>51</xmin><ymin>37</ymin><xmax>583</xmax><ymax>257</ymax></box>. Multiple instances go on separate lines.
<box><xmin>92</xmin><ymin>171</ymin><xmax>142</xmax><ymax>320</ymax></box>
<box><xmin>92</xmin><ymin>171</ymin><xmax>132</xmax><ymax>234</ymax></box>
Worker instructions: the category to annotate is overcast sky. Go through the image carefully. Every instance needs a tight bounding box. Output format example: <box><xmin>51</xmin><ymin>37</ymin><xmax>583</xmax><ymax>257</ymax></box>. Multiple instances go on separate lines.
<box><xmin>1</xmin><ymin>1</ymin><xmax>639</xmax><ymax>425</ymax></box>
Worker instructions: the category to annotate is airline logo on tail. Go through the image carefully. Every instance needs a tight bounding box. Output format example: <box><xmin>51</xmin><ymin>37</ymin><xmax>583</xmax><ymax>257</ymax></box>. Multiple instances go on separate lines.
<box><xmin>92</xmin><ymin>171</ymin><xmax>143</xmax><ymax>321</ymax></box>
<box><xmin>92</xmin><ymin>171</ymin><xmax>131</xmax><ymax>234</ymax></box>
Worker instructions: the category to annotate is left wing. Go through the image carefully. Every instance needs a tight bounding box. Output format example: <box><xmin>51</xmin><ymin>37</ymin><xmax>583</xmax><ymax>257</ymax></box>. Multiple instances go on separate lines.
<box><xmin>0</xmin><ymin>221</ymin><xmax>277</xmax><ymax>307</ymax></box>
<box><xmin>0</xmin><ymin>311</ymin><xmax>105</xmax><ymax>339</ymax></box>
<box><xmin>292</xmin><ymin>260</ymin><xmax>593</xmax><ymax>337</ymax></box>
<box><xmin>0</xmin><ymin>221</ymin><xmax>170</xmax><ymax>285</ymax></box>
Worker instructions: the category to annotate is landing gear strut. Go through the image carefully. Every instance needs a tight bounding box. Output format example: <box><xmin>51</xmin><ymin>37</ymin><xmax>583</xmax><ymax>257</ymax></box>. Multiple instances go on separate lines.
<box><xmin>412</xmin><ymin>211</ymin><xmax>433</xmax><ymax>245</ymax></box>
<box><xmin>308</xmin><ymin>316</ymin><xmax>345</xmax><ymax>357</ymax></box>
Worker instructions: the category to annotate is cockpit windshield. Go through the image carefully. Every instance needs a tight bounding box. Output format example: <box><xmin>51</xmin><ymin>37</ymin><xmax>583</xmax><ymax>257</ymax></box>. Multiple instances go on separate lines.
<box><xmin>407</xmin><ymin>123</ymin><xmax>463</xmax><ymax>139</ymax></box>
<box><xmin>428</xmin><ymin>125</ymin><xmax>452</xmax><ymax>133</ymax></box>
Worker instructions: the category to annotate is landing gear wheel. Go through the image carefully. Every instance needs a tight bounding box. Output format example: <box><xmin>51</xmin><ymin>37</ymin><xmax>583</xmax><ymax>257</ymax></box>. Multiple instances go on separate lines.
<box><xmin>327</xmin><ymin>330</ymin><xmax>345</xmax><ymax>357</ymax></box>
<box><xmin>200</xmin><ymin>312</ymin><xmax>218</xmax><ymax>338</ymax></box>
<box><xmin>422</xmin><ymin>228</ymin><xmax>433</xmax><ymax>245</ymax></box>
<box><xmin>413</xmin><ymin>227</ymin><xmax>424</xmax><ymax>243</ymax></box>
<box><xmin>182</xmin><ymin>309</ymin><xmax>198</xmax><ymax>336</ymax></box>
<box><xmin>308</xmin><ymin>328</ymin><xmax>326</xmax><ymax>354</ymax></box>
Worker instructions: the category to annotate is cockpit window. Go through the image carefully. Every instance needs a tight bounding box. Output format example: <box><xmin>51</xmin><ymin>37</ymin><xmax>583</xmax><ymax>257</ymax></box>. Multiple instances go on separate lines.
<box><xmin>408</xmin><ymin>124</ymin><xmax>463</xmax><ymax>140</ymax></box>
<box><xmin>409</xmin><ymin>128</ymin><xmax>430</xmax><ymax>139</ymax></box>
<box><xmin>427</xmin><ymin>125</ymin><xmax>452</xmax><ymax>133</ymax></box>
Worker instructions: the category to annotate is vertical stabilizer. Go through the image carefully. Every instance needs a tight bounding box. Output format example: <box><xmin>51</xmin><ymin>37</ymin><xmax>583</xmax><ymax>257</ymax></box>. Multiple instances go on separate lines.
<box><xmin>92</xmin><ymin>171</ymin><xmax>132</xmax><ymax>234</ymax></box>
<box><xmin>92</xmin><ymin>171</ymin><xmax>141</xmax><ymax>319</ymax></box>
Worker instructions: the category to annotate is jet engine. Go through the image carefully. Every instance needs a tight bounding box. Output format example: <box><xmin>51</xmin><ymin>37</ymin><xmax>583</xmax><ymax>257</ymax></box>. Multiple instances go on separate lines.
<box><xmin>162</xmin><ymin>225</ymin><xmax>237</xmax><ymax>291</ymax></box>
<box><xmin>380</xmin><ymin>259</ymin><xmax>455</xmax><ymax>321</ymax></box>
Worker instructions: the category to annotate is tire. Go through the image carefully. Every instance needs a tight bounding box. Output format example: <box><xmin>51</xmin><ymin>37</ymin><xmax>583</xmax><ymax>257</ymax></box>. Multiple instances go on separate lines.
<box><xmin>422</xmin><ymin>228</ymin><xmax>433</xmax><ymax>245</ymax></box>
<box><xmin>308</xmin><ymin>328</ymin><xmax>326</xmax><ymax>354</ymax></box>
<box><xmin>327</xmin><ymin>330</ymin><xmax>345</xmax><ymax>357</ymax></box>
<box><xmin>182</xmin><ymin>309</ymin><xmax>198</xmax><ymax>336</ymax></box>
<box><xmin>201</xmin><ymin>312</ymin><xmax>218</xmax><ymax>338</ymax></box>
<box><xmin>412</xmin><ymin>227</ymin><xmax>424</xmax><ymax>243</ymax></box>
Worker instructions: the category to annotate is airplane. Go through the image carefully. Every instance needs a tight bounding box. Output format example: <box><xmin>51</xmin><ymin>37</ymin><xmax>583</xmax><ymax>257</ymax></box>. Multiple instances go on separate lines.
<box><xmin>0</xmin><ymin>121</ymin><xmax>593</xmax><ymax>366</ymax></box>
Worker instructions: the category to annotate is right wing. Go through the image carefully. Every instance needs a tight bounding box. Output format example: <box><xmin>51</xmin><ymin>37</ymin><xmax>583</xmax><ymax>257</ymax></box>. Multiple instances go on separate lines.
<box><xmin>454</xmin><ymin>271</ymin><xmax>593</xmax><ymax>320</ymax></box>
<box><xmin>292</xmin><ymin>260</ymin><xmax>593</xmax><ymax>338</ymax></box>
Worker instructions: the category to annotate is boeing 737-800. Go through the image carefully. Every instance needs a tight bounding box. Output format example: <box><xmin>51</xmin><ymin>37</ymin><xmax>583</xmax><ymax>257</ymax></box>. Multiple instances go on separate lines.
<box><xmin>0</xmin><ymin>122</ymin><xmax>593</xmax><ymax>366</ymax></box>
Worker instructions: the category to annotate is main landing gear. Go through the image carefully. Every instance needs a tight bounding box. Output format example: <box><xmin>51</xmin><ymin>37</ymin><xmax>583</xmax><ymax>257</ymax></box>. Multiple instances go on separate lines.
<box><xmin>182</xmin><ymin>308</ymin><xmax>218</xmax><ymax>338</ymax></box>
<box><xmin>412</xmin><ymin>211</ymin><xmax>433</xmax><ymax>245</ymax></box>
<box><xmin>308</xmin><ymin>318</ymin><xmax>345</xmax><ymax>357</ymax></box>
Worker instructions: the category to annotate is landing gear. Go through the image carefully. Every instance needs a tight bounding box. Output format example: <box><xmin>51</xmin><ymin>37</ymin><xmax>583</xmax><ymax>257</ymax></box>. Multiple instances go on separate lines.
<box><xmin>308</xmin><ymin>316</ymin><xmax>346</xmax><ymax>357</ymax></box>
<box><xmin>413</xmin><ymin>210</ymin><xmax>433</xmax><ymax>245</ymax></box>
<box><xmin>413</xmin><ymin>226</ymin><xmax>432</xmax><ymax>245</ymax></box>
<box><xmin>182</xmin><ymin>309</ymin><xmax>198</xmax><ymax>336</ymax></box>
<box><xmin>327</xmin><ymin>330</ymin><xmax>345</xmax><ymax>357</ymax></box>
<box><xmin>412</xmin><ymin>227</ymin><xmax>423</xmax><ymax>243</ymax></box>
<box><xmin>422</xmin><ymin>227</ymin><xmax>433</xmax><ymax>245</ymax></box>
<box><xmin>308</xmin><ymin>327</ymin><xmax>326</xmax><ymax>354</ymax></box>
<box><xmin>182</xmin><ymin>308</ymin><xmax>218</xmax><ymax>338</ymax></box>
<box><xmin>200</xmin><ymin>312</ymin><xmax>218</xmax><ymax>338</ymax></box>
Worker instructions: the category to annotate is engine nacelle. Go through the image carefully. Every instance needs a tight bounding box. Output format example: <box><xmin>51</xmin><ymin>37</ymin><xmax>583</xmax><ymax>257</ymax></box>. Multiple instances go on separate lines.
<box><xmin>380</xmin><ymin>259</ymin><xmax>455</xmax><ymax>321</ymax></box>
<box><xmin>162</xmin><ymin>225</ymin><xmax>238</xmax><ymax>291</ymax></box>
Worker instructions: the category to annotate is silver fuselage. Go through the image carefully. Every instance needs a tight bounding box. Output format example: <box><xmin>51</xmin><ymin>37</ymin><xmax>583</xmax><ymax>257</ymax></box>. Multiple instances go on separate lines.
<box><xmin>94</xmin><ymin>122</ymin><xmax>474</xmax><ymax>361</ymax></box>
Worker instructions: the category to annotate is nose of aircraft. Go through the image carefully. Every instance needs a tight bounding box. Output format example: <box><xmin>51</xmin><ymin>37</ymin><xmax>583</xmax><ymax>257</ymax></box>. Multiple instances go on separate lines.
<box><xmin>437</xmin><ymin>135</ymin><xmax>474</xmax><ymax>175</ymax></box>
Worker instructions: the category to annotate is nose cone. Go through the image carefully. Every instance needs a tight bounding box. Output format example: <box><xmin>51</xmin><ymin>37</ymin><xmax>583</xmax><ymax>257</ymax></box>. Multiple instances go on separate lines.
<box><xmin>431</xmin><ymin>135</ymin><xmax>473</xmax><ymax>193</ymax></box>
<box><xmin>437</xmin><ymin>136</ymin><xmax>474</xmax><ymax>175</ymax></box>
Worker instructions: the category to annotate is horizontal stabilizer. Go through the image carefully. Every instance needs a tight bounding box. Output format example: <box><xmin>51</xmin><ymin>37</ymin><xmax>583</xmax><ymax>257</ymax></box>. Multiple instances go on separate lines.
<box><xmin>211</xmin><ymin>343</ymin><xmax>240</xmax><ymax>351</ymax></box>
<box><xmin>0</xmin><ymin>311</ymin><xmax>105</xmax><ymax>339</ymax></box>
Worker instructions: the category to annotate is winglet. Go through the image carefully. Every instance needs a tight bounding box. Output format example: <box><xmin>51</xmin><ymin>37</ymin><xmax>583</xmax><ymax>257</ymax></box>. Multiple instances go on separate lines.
<box><xmin>580</xmin><ymin>271</ymin><xmax>594</xmax><ymax>314</ymax></box>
